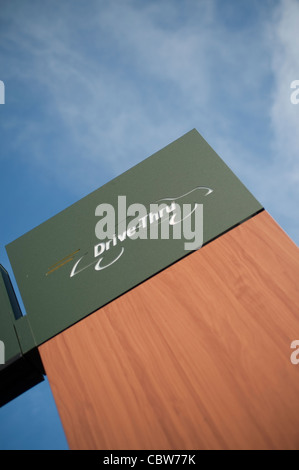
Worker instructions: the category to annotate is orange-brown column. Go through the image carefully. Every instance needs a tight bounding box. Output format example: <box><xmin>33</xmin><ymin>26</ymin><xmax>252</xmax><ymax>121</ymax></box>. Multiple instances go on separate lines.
<box><xmin>39</xmin><ymin>211</ymin><xmax>299</xmax><ymax>450</ymax></box>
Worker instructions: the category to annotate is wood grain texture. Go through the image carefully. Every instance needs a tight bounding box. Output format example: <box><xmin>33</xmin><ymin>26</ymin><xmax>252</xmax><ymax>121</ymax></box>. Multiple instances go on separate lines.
<box><xmin>39</xmin><ymin>211</ymin><xmax>299</xmax><ymax>450</ymax></box>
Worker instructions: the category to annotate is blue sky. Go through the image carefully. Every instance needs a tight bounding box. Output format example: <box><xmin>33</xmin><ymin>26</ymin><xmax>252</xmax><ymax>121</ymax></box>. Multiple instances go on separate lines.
<box><xmin>0</xmin><ymin>0</ymin><xmax>298</xmax><ymax>450</ymax></box>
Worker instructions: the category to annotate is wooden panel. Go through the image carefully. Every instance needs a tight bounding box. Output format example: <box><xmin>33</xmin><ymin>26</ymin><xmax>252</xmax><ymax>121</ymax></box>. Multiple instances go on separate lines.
<box><xmin>39</xmin><ymin>211</ymin><xmax>299</xmax><ymax>450</ymax></box>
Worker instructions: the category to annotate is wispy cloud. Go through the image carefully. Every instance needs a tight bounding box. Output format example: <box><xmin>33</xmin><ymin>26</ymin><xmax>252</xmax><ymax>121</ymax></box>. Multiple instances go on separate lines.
<box><xmin>0</xmin><ymin>0</ymin><xmax>298</xmax><ymax>242</ymax></box>
<box><xmin>269</xmin><ymin>0</ymin><xmax>299</xmax><ymax>176</ymax></box>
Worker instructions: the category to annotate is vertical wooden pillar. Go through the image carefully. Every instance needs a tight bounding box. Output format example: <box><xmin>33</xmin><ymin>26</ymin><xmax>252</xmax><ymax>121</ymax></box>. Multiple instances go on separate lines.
<box><xmin>39</xmin><ymin>212</ymin><xmax>299</xmax><ymax>450</ymax></box>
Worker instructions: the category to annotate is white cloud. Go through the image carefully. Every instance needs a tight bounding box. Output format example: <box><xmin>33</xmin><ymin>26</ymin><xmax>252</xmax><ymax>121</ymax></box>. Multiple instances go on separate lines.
<box><xmin>1</xmin><ymin>0</ymin><xmax>298</xmax><ymax>242</ymax></box>
<box><xmin>269</xmin><ymin>0</ymin><xmax>299</xmax><ymax>177</ymax></box>
<box><xmin>0</xmin><ymin>1</ymin><xmax>268</xmax><ymax>173</ymax></box>
<box><xmin>260</xmin><ymin>0</ymin><xmax>299</xmax><ymax>242</ymax></box>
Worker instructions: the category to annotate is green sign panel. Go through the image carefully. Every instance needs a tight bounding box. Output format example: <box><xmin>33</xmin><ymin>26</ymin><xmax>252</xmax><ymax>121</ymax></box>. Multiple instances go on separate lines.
<box><xmin>6</xmin><ymin>129</ymin><xmax>263</xmax><ymax>347</ymax></box>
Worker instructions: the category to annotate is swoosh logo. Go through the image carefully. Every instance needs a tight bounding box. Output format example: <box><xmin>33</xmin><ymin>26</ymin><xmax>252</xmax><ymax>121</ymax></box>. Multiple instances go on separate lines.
<box><xmin>156</xmin><ymin>186</ymin><xmax>213</xmax><ymax>202</ymax></box>
<box><xmin>157</xmin><ymin>186</ymin><xmax>213</xmax><ymax>226</ymax></box>
<box><xmin>69</xmin><ymin>185</ymin><xmax>213</xmax><ymax>278</ymax></box>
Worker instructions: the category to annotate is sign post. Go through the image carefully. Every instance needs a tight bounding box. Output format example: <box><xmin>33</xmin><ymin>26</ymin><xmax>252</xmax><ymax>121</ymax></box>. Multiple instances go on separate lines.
<box><xmin>2</xmin><ymin>129</ymin><xmax>299</xmax><ymax>449</ymax></box>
